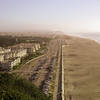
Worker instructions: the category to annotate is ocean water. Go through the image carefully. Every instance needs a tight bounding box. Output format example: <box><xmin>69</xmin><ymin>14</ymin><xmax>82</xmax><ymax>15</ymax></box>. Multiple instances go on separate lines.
<box><xmin>69</xmin><ymin>33</ymin><xmax>100</xmax><ymax>43</ymax></box>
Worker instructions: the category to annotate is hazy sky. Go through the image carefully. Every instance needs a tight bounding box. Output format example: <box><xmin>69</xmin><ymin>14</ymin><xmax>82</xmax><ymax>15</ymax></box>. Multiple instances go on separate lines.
<box><xmin>0</xmin><ymin>0</ymin><xmax>100</xmax><ymax>33</ymax></box>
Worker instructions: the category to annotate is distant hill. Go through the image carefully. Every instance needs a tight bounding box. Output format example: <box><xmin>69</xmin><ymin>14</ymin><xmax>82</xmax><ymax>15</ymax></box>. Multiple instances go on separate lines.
<box><xmin>0</xmin><ymin>73</ymin><xmax>50</xmax><ymax>100</ymax></box>
<box><xmin>0</xmin><ymin>31</ymin><xmax>65</xmax><ymax>37</ymax></box>
<box><xmin>0</xmin><ymin>31</ymin><xmax>53</xmax><ymax>37</ymax></box>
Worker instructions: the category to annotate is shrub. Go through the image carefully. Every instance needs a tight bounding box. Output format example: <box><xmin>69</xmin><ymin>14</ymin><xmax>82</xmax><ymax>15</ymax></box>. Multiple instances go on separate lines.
<box><xmin>0</xmin><ymin>73</ymin><xmax>50</xmax><ymax>100</ymax></box>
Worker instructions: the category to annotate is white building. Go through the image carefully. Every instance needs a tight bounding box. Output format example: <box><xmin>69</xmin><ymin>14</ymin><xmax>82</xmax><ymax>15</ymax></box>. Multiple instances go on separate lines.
<box><xmin>0</xmin><ymin>47</ymin><xmax>4</xmax><ymax>54</ymax></box>
<box><xmin>4</xmin><ymin>52</ymin><xmax>13</xmax><ymax>60</ymax></box>
<box><xmin>18</xmin><ymin>43</ymin><xmax>36</xmax><ymax>53</ymax></box>
<box><xmin>11</xmin><ymin>49</ymin><xmax>27</xmax><ymax>57</ymax></box>
<box><xmin>0</xmin><ymin>57</ymin><xmax>21</xmax><ymax>71</ymax></box>
<box><xmin>8</xmin><ymin>43</ymin><xmax>40</xmax><ymax>55</ymax></box>
<box><xmin>26</xmin><ymin>46</ymin><xmax>36</xmax><ymax>53</ymax></box>
<box><xmin>34</xmin><ymin>43</ymin><xmax>40</xmax><ymax>50</ymax></box>
<box><xmin>16</xmin><ymin>49</ymin><xmax>27</xmax><ymax>57</ymax></box>
<box><xmin>0</xmin><ymin>47</ymin><xmax>11</xmax><ymax>54</ymax></box>
<box><xmin>3</xmin><ymin>49</ymin><xmax>27</xmax><ymax>60</ymax></box>
<box><xmin>9</xmin><ymin>57</ymin><xmax>21</xmax><ymax>68</ymax></box>
<box><xmin>0</xmin><ymin>54</ymin><xmax>4</xmax><ymax>62</ymax></box>
<box><xmin>4</xmin><ymin>48</ymin><xmax>11</xmax><ymax>53</ymax></box>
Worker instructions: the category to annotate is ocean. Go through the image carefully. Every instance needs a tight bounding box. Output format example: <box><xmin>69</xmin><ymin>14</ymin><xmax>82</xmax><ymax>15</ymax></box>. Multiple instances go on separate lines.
<box><xmin>69</xmin><ymin>33</ymin><xmax>100</xmax><ymax>43</ymax></box>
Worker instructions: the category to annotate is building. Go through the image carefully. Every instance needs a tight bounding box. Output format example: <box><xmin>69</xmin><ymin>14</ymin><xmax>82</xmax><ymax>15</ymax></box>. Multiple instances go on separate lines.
<box><xmin>18</xmin><ymin>43</ymin><xmax>37</xmax><ymax>53</ymax></box>
<box><xmin>26</xmin><ymin>46</ymin><xmax>36</xmax><ymax>53</ymax></box>
<box><xmin>0</xmin><ymin>57</ymin><xmax>21</xmax><ymax>71</ymax></box>
<box><xmin>12</xmin><ymin>49</ymin><xmax>27</xmax><ymax>58</ymax></box>
<box><xmin>8</xmin><ymin>43</ymin><xmax>40</xmax><ymax>54</ymax></box>
<box><xmin>0</xmin><ymin>54</ymin><xmax>4</xmax><ymax>62</ymax></box>
<box><xmin>3</xmin><ymin>48</ymin><xmax>27</xmax><ymax>60</ymax></box>
<box><xmin>34</xmin><ymin>43</ymin><xmax>40</xmax><ymax>50</ymax></box>
<box><xmin>4</xmin><ymin>48</ymin><xmax>11</xmax><ymax>53</ymax></box>
<box><xmin>0</xmin><ymin>47</ymin><xmax>11</xmax><ymax>54</ymax></box>
<box><xmin>4</xmin><ymin>52</ymin><xmax>13</xmax><ymax>60</ymax></box>
<box><xmin>0</xmin><ymin>47</ymin><xmax>4</xmax><ymax>54</ymax></box>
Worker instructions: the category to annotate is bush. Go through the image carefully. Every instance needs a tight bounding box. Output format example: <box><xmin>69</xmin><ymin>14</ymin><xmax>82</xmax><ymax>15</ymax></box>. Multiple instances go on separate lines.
<box><xmin>0</xmin><ymin>73</ymin><xmax>50</xmax><ymax>100</ymax></box>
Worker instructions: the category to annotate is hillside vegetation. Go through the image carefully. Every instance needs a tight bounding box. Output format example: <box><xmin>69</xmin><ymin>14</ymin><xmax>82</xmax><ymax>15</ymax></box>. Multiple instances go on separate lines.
<box><xmin>0</xmin><ymin>36</ymin><xmax>51</xmax><ymax>47</ymax></box>
<box><xmin>0</xmin><ymin>73</ymin><xmax>50</xmax><ymax>100</ymax></box>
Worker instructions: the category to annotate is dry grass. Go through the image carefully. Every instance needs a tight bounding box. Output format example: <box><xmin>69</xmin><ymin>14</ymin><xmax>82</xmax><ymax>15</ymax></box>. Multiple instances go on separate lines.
<box><xmin>63</xmin><ymin>36</ymin><xmax>100</xmax><ymax>100</ymax></box>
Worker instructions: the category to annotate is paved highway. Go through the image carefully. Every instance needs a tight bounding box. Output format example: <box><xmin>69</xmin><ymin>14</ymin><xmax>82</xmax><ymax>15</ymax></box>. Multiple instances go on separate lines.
<box><xmin>57</xmin><ymin>43</ymin><xmax>64</xmax><ymax>100</ymax></box>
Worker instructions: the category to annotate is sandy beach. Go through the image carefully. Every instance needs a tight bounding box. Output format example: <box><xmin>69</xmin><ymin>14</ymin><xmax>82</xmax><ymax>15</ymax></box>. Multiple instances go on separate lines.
<box><xmin>63</xmin><ymin>36</ymin><xmax>100</xmax><ymax>100</ymax></box>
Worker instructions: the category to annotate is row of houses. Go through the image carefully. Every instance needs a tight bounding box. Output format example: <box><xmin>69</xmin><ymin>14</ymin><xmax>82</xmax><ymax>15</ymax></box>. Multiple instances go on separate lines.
<box><xmin>0</xmin><ymin>49</ymin><xmax>27</xmax><ymax>62</ymax></box>
<box><xmin>0</xmin><ymin>43</ymin><xmax>40</xmax><ymax>71</ymax></box>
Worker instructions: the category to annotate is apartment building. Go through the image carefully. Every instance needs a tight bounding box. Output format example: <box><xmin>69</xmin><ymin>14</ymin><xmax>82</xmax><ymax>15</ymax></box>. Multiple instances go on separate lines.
<box><xmin>34</xmin><ymin>43</ymin><xmax>40</xmax><ymax>50</ymax></box>
<box><xmin>0</xmin><ymin>43</ymin><xmax>41</xmax><ymax>71</ymax></box>
<box><xmin>4</xmin><ymin>52</ymin><xmax>13</xmax><ymax>60</ymax></box>
<box><xmin>0</xmin><ymin>47</ymin><xmax>11</xmax><ymax>54</ymax></box>
<box><xmin>0</xmin><ymin>54</ymin><xmax>4</xmax><ymax>62</ymax></box>
<box><xmin>11</xmin><ymin>49</ymin><xmax>27</xmax><ymax>58</ymax></box>
<box><xmin>0</xmin><ymin>57</ymin><xmax>21</xmax><ymax>71</ymax></box>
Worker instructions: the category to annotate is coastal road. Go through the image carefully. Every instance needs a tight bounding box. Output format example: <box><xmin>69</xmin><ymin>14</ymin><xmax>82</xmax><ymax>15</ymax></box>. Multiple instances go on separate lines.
<box><xmin>56</xmin><ymin>41</ymin><xmax>64</xmax><ymax>100</ymax></box>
